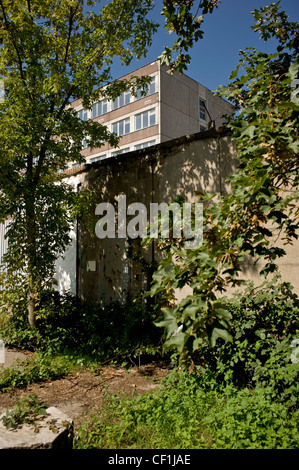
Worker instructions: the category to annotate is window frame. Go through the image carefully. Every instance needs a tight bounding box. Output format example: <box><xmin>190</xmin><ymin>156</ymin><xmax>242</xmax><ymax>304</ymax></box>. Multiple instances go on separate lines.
<box><xmin>112</xmin><ymin>117</ymin><xmax>131</xmax><ymax>137</ymax></box>
<box><xmin>199</xmin><ymin>99</ymin><xmax>206</xmax><ymax>121</ymax></box>
<box><xmin>92</xmin><ymin>99</ymin><xmax>108</xmax><ymax>118</ymax></box>
<box><xmin>135</xmin><ymin>108</ymin><xmax>156</xmax><ymax>131</ymax></box>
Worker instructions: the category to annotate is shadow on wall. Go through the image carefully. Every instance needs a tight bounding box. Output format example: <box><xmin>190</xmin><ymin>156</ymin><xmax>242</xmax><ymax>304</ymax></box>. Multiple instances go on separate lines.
<box><xmin>77</xmin><ymin>129</ymin><xmax>240</xmax><ymax>305</ymax></box>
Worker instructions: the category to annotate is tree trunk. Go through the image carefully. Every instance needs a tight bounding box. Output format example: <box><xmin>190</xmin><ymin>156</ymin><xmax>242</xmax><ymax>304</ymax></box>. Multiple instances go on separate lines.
<box><xmin>28</xmin><ymin>279</ymin><xmax>36</xmax><ymax>327</ymax></box>
<box><xmin>26</xmin><ymin>187</ymin><xmax>38</xmax><ymax>328</ymax></box>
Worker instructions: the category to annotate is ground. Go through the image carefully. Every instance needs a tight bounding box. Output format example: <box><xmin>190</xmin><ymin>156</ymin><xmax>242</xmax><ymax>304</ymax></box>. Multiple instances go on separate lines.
<box><xmin>0</xmin><ymin>349</ymin><xmax>170</xmax><ymax>430</ymax></box>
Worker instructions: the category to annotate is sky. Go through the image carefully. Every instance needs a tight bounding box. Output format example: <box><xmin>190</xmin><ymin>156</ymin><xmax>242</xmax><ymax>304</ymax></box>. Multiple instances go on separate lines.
<box><xmin>109</xmin><ymin>0</ymin><xmax>299</xmax><ymax>93</ymax></box>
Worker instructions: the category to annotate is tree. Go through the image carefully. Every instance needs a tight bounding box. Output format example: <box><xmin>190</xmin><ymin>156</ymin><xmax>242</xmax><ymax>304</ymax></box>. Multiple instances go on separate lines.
<box><xmin>146</xmin><ymin>2</ymin><xmax>299</xmax><ymax>364</ymax></box>
<box><xmin>159</xmin><ymin>0</ymin><xmax>220</xmax><ymax>72</ymax></box>
<box><xmin>0</xmin><ymin>0</ymin><xmax>160</xmax><ymax>327</ymax></box>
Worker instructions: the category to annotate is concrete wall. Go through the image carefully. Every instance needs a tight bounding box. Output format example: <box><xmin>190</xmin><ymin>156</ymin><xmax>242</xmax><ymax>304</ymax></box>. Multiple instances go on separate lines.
<box><xmin>160</xmin><ymin>66</ymin><xmax>234</xmax><ymax>141</ymax></box>
<box><xmin>68</xmin><ymin>127</ymin><xmax>298</xmax><ymax>305</ymax></box>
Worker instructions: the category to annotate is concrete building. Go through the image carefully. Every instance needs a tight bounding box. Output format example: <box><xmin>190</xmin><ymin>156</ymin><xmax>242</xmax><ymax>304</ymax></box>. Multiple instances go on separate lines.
<box><xmin>69</xmin><ymin>60</ymin><xmax>234</xmax><ymax>164</ymax></box>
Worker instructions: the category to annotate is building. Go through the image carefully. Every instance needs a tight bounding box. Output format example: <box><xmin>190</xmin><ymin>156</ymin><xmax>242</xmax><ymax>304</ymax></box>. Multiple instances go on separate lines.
<box><xmin>69</xmin><ymin>60</ymin><xmax>234</xmax><ymax>165</ymax></box>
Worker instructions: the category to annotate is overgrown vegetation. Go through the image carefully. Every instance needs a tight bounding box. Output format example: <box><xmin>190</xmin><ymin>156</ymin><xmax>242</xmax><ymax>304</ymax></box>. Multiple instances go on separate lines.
<box><xmin>1</xmin><ymin>394</ymin><xmax>48</xmax><ymax>430</ymax></box>
<box><xmin>0</xmin><ymin>290</ymin><xmax>163</xmax><ymax>365</ymax></box>
<box><xmin>74</xmin><ymin>370</ymin><xmax>299</xmax><ymax>449</ymax></box>
<box><xmin>146</xmin><ymin>2</ymin><xmax>299</xmax><ymax>363</ymax></box>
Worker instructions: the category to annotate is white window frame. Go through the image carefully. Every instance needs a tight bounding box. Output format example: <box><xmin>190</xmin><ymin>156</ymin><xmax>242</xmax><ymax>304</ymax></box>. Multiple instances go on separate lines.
<box><xmin>135</xmin><ymin>76</ymin><xmax>156</xmax><ymax>100</ymax></box>
<box><xmin>92</xmin><ymin>99</ymin><xmax>108</xmax><ymax>118</ymax></box>
<box><xmin>113</xmin><ymin>90</ymin><xmax>131</xmax><ymax>110</ymax></box>
<box><xmin>135</xmin><ymin>108</ymin><xmax>156</xmax><ymax>131</ymax></box>
<box><xmin>112</xmin><ymin>117</ymin><xmax>130</xmax><ymax>137</ymax></box>
<box><xmin>111</xmin><ymin>147</ymin><xmax>131</xmax><ymax>157</ymax></box>
<box><xmin>77</xmin><ymin>108</ymin><xmax>88</xmax><ymax>121</ymax></box>
<box><xmin>135</xmin><ymin>140</ymin><xmax>156</xmax><ymax>150</ymax></box>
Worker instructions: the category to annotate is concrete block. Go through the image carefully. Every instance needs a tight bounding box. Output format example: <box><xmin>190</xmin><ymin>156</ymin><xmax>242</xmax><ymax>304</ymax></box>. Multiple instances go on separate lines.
<box><xmin>0</xmin><ymin>407</ymin><xmax>73</xmax><ymax>449</ymax></box>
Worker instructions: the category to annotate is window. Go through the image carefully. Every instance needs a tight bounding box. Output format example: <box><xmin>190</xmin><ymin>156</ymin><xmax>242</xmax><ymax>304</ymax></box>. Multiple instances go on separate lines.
<box><xmin>77</xmin><ymin>108</ymin><xmax>88</xmax><ymax>121</ymax></box>
<box><xmin>135</xmin><ymin>109</ymin><xmax>156</xmax><ymax>131</ymax></box>
<box><xmin>135</xmin><ymin>140</ymin><xmax>156</xmax><ymax>150</ymax></box>
<box><xmin>90</xmin><ymin>155</ymin><xmax>107</xmax><ymax>163</ymax></box>
<box><xmin>92</xmin><ymin>99</ymin><xmax>108</xmax><ymax>118</ymax></box>
<box><xmin>113</xmin><ymin>91</ymin><xmax>131</xmax><ymax>110</ymax></box>
<box><xmin>199</xmin><ymin>99</ymin><xmax>206</xmax><ymax>120</ymax></box>
<box><xmin>111</xmin><ymin>147</ymin><xmax>130</xmax><ymax>157</ymax></box>
<box><xmin>135</xmin><ymin>77</ymin><xmax>156</xmax><ymax>100</ymax></box>
<box><xmin>112</xmin><ymin>118</ymin><xmax>130</xmax><ymax>136</ymax></box>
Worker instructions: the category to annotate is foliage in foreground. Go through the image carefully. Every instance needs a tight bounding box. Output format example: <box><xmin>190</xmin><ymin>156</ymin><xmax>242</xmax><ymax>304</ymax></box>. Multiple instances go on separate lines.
<box><xmin>74</xmin><ymin>370</ymin><xmax>299</xmax><ymax>449</ymax></box>
<box><xmin>0</xmin><ymin>353</ymin><xmax>80</xmax><ymax>392</ymax></box>
<box><xmin>146</xmin><ymin>2</ymin><xmax>299</xmax><ymax>362</ymax></box>
<box><xmin>0</xmin><ymin>291</ymin><xmax>163</xmax><ymax>365</ymax></box>
<box><xmin>192</xmin><ymin>277</ymin><xmax>299</xmax><ymax>408</ymax></box>
<box><xmin>0</xmin><ymin>394</ymin><xmax>48</xmax><ymax>430</ymax></box>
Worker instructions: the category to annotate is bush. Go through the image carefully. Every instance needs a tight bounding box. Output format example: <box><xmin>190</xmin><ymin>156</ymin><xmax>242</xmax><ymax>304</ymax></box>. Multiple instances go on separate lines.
<box><xmin>74</xmin><ymin>369</ymin><xmax>299</xmax><ymax>449</ymax></box>
<box><xmin>197</xmin><ymin>277</ymin><xmax>299</xmax><ymax>406</ymax></box>
<box><xmin>0</xmin><ymin>290</ymin><xmax>163</xmax><ymax>364</ymax></box>
<box><xmin>0</xmin><ymin>353</ymin><xmax>76</xmax><ymax>392</ymax></box>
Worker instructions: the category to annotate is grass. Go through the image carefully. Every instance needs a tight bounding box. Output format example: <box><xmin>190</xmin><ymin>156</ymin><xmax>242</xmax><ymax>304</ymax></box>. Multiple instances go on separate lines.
<box><xmin>74</xmin><ymin>369</ymin><xmax>299</xmax><ymax>449</ymax></box>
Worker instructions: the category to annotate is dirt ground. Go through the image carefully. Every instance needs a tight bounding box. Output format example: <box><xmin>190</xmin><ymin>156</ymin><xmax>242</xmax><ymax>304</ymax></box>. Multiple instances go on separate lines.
<box><xmin>0</xmin><ymin>349</ymin><xmax>171</xmax><ymax>430</ymax></box>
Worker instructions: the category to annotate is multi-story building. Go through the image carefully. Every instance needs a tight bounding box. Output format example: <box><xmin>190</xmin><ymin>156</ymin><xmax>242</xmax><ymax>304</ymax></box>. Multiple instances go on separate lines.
<box><xmin>69</xmin><ymin>60</ymin><xmax>234</xmax><ymax>165</ymax></box>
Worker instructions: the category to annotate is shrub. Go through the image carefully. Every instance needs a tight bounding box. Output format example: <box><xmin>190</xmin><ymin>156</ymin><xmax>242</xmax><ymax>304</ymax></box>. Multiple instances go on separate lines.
<box><xmin>0</xmin><ymin>290</ymin><xmax>163</xmax><ymax>364</ymax></box>
<box><xmin>0</xmin><ymin>353</ymin><xmax>76</xmax><ymax>392</ymax></box>
<box><xmin>197</xmin><ymin>277</ymin><xmax>299</xmax><ymax>406</ymax></box>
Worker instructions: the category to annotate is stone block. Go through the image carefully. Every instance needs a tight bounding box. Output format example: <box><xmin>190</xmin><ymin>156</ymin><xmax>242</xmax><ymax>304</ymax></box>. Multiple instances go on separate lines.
<box><xmin>0</xmin><ymin>407</ymin><xmax>73</xmax><ymax>449</ymax></box>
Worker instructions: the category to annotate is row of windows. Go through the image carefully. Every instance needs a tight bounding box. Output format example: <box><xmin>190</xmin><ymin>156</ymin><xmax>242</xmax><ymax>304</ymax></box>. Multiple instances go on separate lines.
<box><xmin>87</xmin><ymin>140</ymin><xmax>157</xmax><ymax>163</ymax></box>
<box><xmin>77</xmin><ymin>77</ymin><xmax>156</xmax><ymax>121</ymax></box>
<box><xmin>80</xmin><ymin>108</ymin><xmax>156</xmax><ymax>150</ymax></box>
<box><xmin>112</xmin><ymin>108</ymin><xmax>156</xmax><ymax>137</ymax></box>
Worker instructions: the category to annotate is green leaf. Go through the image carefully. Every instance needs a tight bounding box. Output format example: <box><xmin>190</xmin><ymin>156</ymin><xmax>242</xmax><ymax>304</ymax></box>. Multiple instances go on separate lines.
<box><xmin>210</xmin><ymin>327</ymin><xmax>233</xmax><ymax>347</ymax></box>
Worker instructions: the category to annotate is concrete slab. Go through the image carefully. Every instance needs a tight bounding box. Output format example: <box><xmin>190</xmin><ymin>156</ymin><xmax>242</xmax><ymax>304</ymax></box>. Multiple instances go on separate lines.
<box><xmin>0</xmin><ymin>406</ymin><xmax>73</xmax><ymax>449</ymax></box>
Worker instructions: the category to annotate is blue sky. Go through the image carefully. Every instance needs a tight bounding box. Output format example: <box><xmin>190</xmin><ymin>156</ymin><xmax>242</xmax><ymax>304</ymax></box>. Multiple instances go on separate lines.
<box><xmin>109</xmin><ymin>0</ymin><xmax>299</xmax><ymax>93</ymax></box>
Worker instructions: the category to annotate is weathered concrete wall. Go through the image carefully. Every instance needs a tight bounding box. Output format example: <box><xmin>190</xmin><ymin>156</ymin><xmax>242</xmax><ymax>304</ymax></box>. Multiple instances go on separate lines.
<box><xmin>71</xmin><ymin>127</ymin><xmax>299</xmax><ymax>304</ymax></box>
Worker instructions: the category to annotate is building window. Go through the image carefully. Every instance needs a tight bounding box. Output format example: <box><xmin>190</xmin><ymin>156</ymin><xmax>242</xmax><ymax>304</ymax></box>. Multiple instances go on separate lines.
<box><xmin>135</xmin><ymin>77</ymin><xmax>156</xmax><ymax>100</ymax></box>
<box><xmin>112</xmin><ymin>118</ymin><xmax>130</xmax><ymax>136</ymax></box>
<box><xmin>111</xmin><ymin>147</ymin><xmax>130</xmax><ymax>157</ymax></box>
<box><xmin>77</xmin><ymin>108</ymin><xmax>88</xmax><ymax>121</ymax></box>
<box><xmin>113</xmin><ymin>91</ymin><xmax>131</xmax><ymax>110</ymax></box>
<box><xmin>135</xmin><ymin>140</ymin><xmax>156</xmax><ymax>150</ymax></box>
<box><xmin>92</xmin><ymin>99</ymin><xmax>108</xmax><ymax>118</ymax></box>
<box><xmin>90</xmin><ymin>155</ymin><xmax>107</xmax><ymax>163</ymax></box>
<box><xmin>82</xmin><ymin>138</ymin><xmax>88</xmax><ymax>149</ymax></box>
<box><xmin>199</xmin><ymin>99</ymin><xmax>206</xmax><ymax>120</ymax></box>
<box><xmin>135</xmin><ymin>108</ymin><xmax>156</xmax><ymax>131</ymax></box>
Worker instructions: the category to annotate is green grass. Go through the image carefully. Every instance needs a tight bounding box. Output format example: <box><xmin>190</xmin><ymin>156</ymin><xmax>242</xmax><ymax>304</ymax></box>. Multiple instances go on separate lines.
<box><xmin>0</xmin><ymin>351</ymin><xmax>91</xmax><ymax>392</ymax></box>
<box><xmin>74</xmin><ymin>369</ymin><xmax>299</xmax><ymax>449</ymax></box>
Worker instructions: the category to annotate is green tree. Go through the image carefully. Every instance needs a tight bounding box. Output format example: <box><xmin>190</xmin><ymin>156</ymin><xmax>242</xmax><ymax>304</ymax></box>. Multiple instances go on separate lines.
<box><xmin>146</xmin><ymin>2</ymin><xmax>299</xmax><ymax>363</ymax></box>
<box><xmin>160</xmin><ymin>0</ymin><xmax>220</xmax><ymax>72</ymax></box>
<box><xmin>0</xmin><ymin>0</ymin><xmax>159</xmax><ymax>326</ymax></box>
